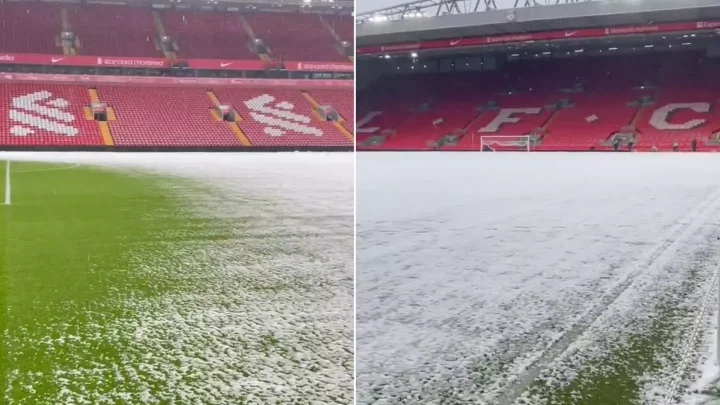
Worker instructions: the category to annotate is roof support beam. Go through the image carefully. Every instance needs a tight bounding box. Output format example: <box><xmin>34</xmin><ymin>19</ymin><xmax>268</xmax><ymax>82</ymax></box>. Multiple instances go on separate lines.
<box><xmin>358</xmin><ymin>0</ymin><xmax>556</xmax><ymax>22</ymax></box>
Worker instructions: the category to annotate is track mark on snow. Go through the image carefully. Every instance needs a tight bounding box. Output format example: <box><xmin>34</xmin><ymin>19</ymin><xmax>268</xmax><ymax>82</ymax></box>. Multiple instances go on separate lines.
<box><xmin>663</xmin><ymin>261</ymin><xmax>720</xmax><ymax>404</ymax></box>
<box><xmin>497</xmin><ymin>188</ymin><xmax>720</xmax><ymax>405</ymax></box>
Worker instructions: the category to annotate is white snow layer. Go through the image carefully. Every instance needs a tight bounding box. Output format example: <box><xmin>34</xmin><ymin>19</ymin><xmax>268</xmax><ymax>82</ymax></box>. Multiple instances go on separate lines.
<box><xmin>0</xmin><ymin>152</ymin><xmax>354</xmax><ymax>404</ymax></box>
<box><xmin>356</xmin><ymin>152</ymin><xmax>720</xmax><ymax>405</ymax></box>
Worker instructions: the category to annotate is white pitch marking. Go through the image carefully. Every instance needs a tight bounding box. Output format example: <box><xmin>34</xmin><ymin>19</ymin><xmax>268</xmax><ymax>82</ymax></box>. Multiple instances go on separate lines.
<box><xmin>4</xmin><ymin>160</ymin><xmax>10</xmax><ymax>205</ymax></box>
<box><xmin>12</xmin><ymin>164</ymin><xmax>80</xmax><ymax>174</ymax></box>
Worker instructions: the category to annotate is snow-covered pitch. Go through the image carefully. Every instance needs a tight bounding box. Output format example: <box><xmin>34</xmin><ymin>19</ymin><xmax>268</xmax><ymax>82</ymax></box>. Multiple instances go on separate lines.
<box><xmin>357</xmin><ymin>152</ymin><xmax>720</xmax><ymax>405</ymax></box>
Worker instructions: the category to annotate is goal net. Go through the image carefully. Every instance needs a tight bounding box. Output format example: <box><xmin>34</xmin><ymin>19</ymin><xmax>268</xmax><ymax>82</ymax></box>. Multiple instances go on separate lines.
<box><xmin>480</xmin><ymin>135</ymin><xmax>532</xmax><ymax>152</ymax></box>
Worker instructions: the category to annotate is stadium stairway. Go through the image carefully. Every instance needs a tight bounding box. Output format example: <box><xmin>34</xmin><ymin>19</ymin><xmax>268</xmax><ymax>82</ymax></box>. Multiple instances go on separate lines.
<box><xmin>244</xmin><ymin>12</ymin><xmax>347</xmax><ymax>62</ymax></box>
<box><xmin>237</xmin><ymin>15</ymin><xmax>273</xmax><ymax>61</ymax></box>
<box><xmin>162</xmin><ymin>9</ymin><xmax>257</xmax><ymax>60</ymax></box>
<box><xmin>302</xmin><ymin>91</ymin><xmax>354</xmax><ymax>144</ymax></box>
<box><xmin>206</xmin><ymin>90</ymin><xmax>252</xmax><ymax>146</ymax></box>
<box><xmin>151</xmin><ymin>11</ymin><xmax>176</xmax><ymax>58</ymax></box>
<box><xmin>214</xmin><ymin>87</ymin><xmax>353</xmax><ymax>147</ymax></box>
<box><xmin>86</xmin><ymin>88</ymin><xmax>115</xmax><ymax>146</ymax></box>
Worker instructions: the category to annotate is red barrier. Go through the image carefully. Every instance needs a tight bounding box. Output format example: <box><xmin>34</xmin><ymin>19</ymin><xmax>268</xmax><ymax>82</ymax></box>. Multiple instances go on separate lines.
<box><xmin>0</xmin><ymin>72</ymin><xmax>353</xmax><ymax>88</ymax></box>
<box><xmin>0</xmin><ymin>53</ymin><xmax>354</xmax><ymax>72</ymax></box>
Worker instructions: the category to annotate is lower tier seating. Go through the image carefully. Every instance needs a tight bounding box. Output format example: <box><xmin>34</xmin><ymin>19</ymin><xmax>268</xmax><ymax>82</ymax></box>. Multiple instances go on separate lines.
<box><xmin>0</xmin><ymin>83</ymin><xmax>352</xmax><ymax>148</ymax></box>
<box><xmin>0</xmin><ymin>83</ymin><xmax>104</xmax><ymax>146</ymax></box>
<box><xmin>215</xmin><ymin>88</ymin><xmax>353</xmax><ymax>147</ymax></box>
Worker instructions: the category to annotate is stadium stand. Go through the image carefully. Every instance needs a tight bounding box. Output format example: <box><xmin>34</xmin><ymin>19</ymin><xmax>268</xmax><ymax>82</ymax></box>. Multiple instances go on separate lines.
<box><xmin>356</xmin><ymin>0</ymin><xmax>720</xmax><ymax>152</ymax></box>
<box><xmin>0</xmin><ymin>1</ymin><xmax>353</xmax><ymax>151</ymax></box>
<box><xmin>0</xmin><ymin>83</ymin><xmax>105</xmax><ymax>146</ymax></box>
<box><xmin>215</xmin><ymin>87</ymin><xmax>353</xmax><ymax>146</ymax></box>
<box><xmin>162</xmin><ymin>10</ymin><xmax>256</xmax><ymax>60</ymax></box>
<box><xmin>0</xmin><ymin>3</ymin><xmax>351</xmax><ymax>62</ymax></box>
<box><xmin>97</xmin><ymin>86</ymin><xmax>241</xmax><ymax>147</ymax></box>
<box><xmin>245</xmin><ymin>12</ymin><xmax>345</xmax><ymax>61</ymax></box>
<box><xmin>357</xmin><ymin>52</ymin><xmax>720</xmax><ymax>152</ymax></box>
<box><xmin>309</xmin><ymin>89</ymin><xmax>354</xmax><ymax>132</ymax></box>
<box><xmin>0</xmin><ymin>80</ymin><xmax>352</xmax><ymax>149</ymax></box>
<box><xmin>326</xmin><ymin>14</ymin><xmax>354</xmax><ymax>43</ymax></box>
<box><xmin>70</xmin><ymin>5</ymin><xmax>160</xmax><ymax>57</ymax></box>
<box><xmin>0</xmin><ymin>2</ymin><xmax>61</xmax><ymax>54</ymax></box>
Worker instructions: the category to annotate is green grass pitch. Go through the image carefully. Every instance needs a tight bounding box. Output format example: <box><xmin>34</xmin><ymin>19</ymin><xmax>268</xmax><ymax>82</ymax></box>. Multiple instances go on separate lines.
<box><xmin>0</xmin><ymin>161</ymin><xmax>224</xmax><ymax>403</ymax></box>
<box><xmin>0</xmin><ymin>160</ymin><xmax>354</xmax><ymax>404</ymax></box>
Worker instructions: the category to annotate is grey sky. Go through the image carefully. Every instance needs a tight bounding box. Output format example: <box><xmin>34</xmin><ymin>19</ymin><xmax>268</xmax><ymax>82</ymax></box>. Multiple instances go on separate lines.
<box><xmin>357</xmin><ymin>0</ymin><xmax>559</xmax><ymax>15</ymax></box>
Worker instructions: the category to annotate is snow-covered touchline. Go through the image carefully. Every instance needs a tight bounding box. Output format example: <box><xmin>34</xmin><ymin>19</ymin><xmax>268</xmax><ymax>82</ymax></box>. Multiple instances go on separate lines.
<box><xmin>12</xmin><ymin>164</ymin><xmax>80</xmax><ymax>174</ymax></box>
<box><xmin>664</xmin><ymin>261</ymin><xmax>720</xmax><ymax>405</ymax></box>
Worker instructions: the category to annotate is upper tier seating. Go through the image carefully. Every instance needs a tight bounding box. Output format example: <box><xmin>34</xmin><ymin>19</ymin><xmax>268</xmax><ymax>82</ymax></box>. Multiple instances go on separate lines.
<box><xmin>162</xmin><ymin>10</ymin><xmax>256</xmax><ymax>60</ymax></box>
<box><xmin>245</xmin><ymin>12</ymin><xmax>344</xmax><ymax>61</ymax></box>
<box><xmin>70</xmin><ymin>5</ymin><xmax>161</xmax><ymax>57</ymax></box>
<box><xmin>326</xmin><ymin>14</ymin><xmax>353</xmax><ymax>43</ymax></box>
<box><xmin>0</xmin><ymin>4</ymin><xmax>349</xmax><ymax>62</ymax></box>
<box><xmin>0</xmin><ymin>2</ymin><xmax>61</xmax><ymax>54</ymax></box>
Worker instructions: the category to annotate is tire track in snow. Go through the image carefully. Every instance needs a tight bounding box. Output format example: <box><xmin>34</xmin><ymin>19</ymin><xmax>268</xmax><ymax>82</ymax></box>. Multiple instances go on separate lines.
<box><xmin>498</xmin><ymin>187</ymin><xmax>720</xmax><ymax>405</ymax></box>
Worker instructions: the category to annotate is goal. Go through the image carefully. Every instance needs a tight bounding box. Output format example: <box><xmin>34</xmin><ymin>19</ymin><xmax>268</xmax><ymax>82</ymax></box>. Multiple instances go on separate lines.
<box><xmin>479</xmin><ymin>135</ymin><xmax>533</xmax><ymax>152</ymax></box>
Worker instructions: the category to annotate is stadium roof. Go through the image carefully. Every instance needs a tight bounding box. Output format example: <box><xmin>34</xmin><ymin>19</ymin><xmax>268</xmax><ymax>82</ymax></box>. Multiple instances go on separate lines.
<box><xmin>357</xmin><ymin>0</ymin><xmax>720</xmax><ymax>45</ymax></box>
<box><xmin>358</xmin><ymin>0</ymin><xmax>591</xmax><ymax>22</ymax></box>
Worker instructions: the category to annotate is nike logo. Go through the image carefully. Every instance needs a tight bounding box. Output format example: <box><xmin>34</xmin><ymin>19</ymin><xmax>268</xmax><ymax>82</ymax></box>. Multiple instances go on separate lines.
<box><xmin>564</xmin><ymin>31</ymin><xmax>578</xmax><ymax>37</ymax></box>
<box><xmin>220</xmin><ymin>62</ymin><xmax>233</xmax><ymax>67</ymax></box>
<box><xmin>51</xmin><ymin>57</ymin><xmax>64</xmax><ymax>63</ymax></box>
<box><xmin>450</xmin><ymin>40</ymin><xmax>461</xmax><ymax>46</ymax></box>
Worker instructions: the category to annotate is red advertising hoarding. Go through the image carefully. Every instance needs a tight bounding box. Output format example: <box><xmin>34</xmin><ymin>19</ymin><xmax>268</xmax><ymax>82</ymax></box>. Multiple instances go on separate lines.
<box><xmin>0</xmin><ymin>72</ymin><xmax>354</xmax><ymax>89</ymax></box>
<box><xmin>186</xmin><ymin>59</ymin><xmax>270</xmax><ymax>71</ymax></box>
<box><xmin>285</xmin><ymin>61</ymin><xmax>354</xmax><ymax>72</ymax></box>
<box><xmin>0</xmin><ymin>53</ymin><xmax>354</xmax><ymax>72</ymax></box>
<box><xmin>356</xmin><ymin>20</ymin><xmax>720</xmax><ymax>55</ymax></box>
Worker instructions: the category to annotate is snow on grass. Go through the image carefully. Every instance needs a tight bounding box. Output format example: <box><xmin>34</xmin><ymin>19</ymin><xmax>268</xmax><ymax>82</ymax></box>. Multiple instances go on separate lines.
<box><xmin>357</xmin><ymin>152</ymin><xmax>720</xmax><ymax>405</ymax></box>
<box><xmin>0</xmin><ymin>152</ymin><xmax>353</xmax><ymax>404</ymax></box>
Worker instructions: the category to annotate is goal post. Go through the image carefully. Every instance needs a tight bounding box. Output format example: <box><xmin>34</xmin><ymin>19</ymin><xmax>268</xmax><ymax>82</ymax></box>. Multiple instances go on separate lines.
<box><xmin>479</xmin><ymin>135</ymin><xmax>533</xmax><ymax>152</ymax></box>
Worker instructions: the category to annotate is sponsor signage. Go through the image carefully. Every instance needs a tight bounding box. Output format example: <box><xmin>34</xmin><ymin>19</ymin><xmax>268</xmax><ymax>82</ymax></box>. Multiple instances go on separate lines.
<box><xmin>0</xmin><ymin>54</ymin><xmax>354</xmax><ymax>72</ymax></box>
<box><xmin>286</xmin><ymin>61</ymin><xmax>354</xmax><ymax>72</ymax></box>
<box><xmin>0</xmin><ymin>53</ymin><xmax>170</xmax><ymax>68</ymax></box>
<box><xmin>186</xmin><ymin>59</ymin><xmax>270</xmax><ymax>71</ymax></box>
<box><xmin>356</xmin><ymin>20</ymin><xmax>720</xmax><ymax>55</ymax></box>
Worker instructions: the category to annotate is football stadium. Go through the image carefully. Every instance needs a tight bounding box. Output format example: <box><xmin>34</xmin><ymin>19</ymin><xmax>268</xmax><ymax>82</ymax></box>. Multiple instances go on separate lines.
<box><xmin>356</xmin><ymin>0</ymin><xmax>720</xmax><ymax>404</ymax></box>
<box><xmin>0</xmin><ymin>0</ymin><xmax>354</xmax><ymax>403</ymax></box>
